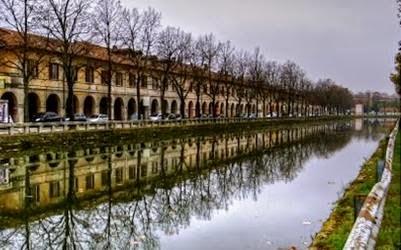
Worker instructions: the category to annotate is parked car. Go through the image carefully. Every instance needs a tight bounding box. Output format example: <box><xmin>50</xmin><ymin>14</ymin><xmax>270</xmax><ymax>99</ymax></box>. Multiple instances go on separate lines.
<box><xmin>266</xmin><ymin>112</ymin><xmax>277</xmax><ymax>118</ymax></box>
<box><xmin>33</xmin><ymin>112</ymin><xmax>64</xmax><ymax>122</ymax></box>
<box><xmin>65</xmin><ymin>113</ymin><xmax>87</xmax><ymax>122</ymax></box>
<box><xmin>88</xmin><ymin>114</ymin><xmax>108</xmax><ymax>123</ymax></box>
<box><xmin>149</xmin><ymin>113</ymin><xmax>163</xmax><ymax>121</ymax></box>
<box><xmin>247</xmin><ymin>113</ymin><xmax>257</xmax><ymax>120</ymax></box>
<box><xmin>165</xmin><ymin>113</ymin><xmax>177</xmax><ymax>121</ymax></box>
<box><xmin>199</xmin><ymin>114</ymin><xmax>209</xmax><ymax>119</ymax></box>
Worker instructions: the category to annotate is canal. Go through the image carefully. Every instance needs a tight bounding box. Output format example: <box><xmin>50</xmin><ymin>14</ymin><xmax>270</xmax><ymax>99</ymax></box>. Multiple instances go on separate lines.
<box><xmin>0</xmin><ymin>119</ymin><xmax>395</xmax><ymax>249</ymax></box>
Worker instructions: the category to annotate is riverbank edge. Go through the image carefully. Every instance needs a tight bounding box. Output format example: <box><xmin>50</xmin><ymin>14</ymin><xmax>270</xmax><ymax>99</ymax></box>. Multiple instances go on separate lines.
<box><xmin>310</xmin><ymin>133</ymin><xmax>390</xmax><ymax>249</ymax></box>
<box><xmin>376</xmin><ymin>130</ymin><xmax>401</xmax><ymax>248</ymax></box>
<box><xmin>0</xmin><ymin>116</ymin><xmax>350</xmax><ymax>154</ymax></box>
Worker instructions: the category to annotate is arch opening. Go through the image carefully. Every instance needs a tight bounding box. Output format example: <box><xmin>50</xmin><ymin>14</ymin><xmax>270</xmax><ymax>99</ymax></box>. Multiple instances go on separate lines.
<box><xmin>99</xmin><ymin>97</ymin><xmax>108</xmax><ymax>115</ymax></box>
<box><xmin>114</xmin><ymin>98</ymin><xmax>124</xmax><ymax>121</ymax></box>
<box><xmin>1</xmin><ymin>92</ymin><xmax>18</xmax><ymax>122</ymax></box>
<box><xmin>84</xmin><ymin>96</ymin><xmax>95</xmax><ymax>116</ymax></box>
<box><xmin>46</xmin><ymin>94</ymin><xmax>60</xmax><ymax>114</ymax></box>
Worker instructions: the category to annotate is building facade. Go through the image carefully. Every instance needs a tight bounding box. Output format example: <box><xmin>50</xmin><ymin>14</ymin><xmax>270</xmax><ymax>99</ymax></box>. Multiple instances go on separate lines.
<box><xmin>0</xmin><ymin>28</ymin><xmax>269</xmax><ymax>123</ymax></box>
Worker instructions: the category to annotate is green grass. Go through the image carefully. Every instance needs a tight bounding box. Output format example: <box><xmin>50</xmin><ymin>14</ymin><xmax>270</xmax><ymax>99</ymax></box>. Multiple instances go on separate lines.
<box><xmin>376</xmin><ymin>131</ymin><xmax>401</xmax><ymax>249</ymax></box>
<box><xmin>310</xmin><ymin>138</ymin><xmax>388</xmax><ymax>249</ymax></box>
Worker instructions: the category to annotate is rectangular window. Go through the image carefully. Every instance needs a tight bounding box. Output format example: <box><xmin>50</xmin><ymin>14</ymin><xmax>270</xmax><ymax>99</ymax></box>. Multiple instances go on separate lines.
<box><xmin>151</xmin><ymin>161</ymin><xmax>158</xmax><ymax>174</ymax></box>
<box><xmin>140</xmin><ymin>164</ymin><xmax>147</xmax><ymax>177</ymax></box>
<box><xmin>152</xmin><ymin>77</ymin><xmax>158</xmax><ymax>90</ymax></box>
<box><xmin>129</xmin><ymin>74</ymin><xmax>136</xmax><ymax>88</ymax></box>
<box><xmin>101</xmin><ymin>171</ymin><xmax>110</xmax><ymax>186</ymax></box>
<box><xmin>73</xmin><ymin>67</ymin><xmax>79</xmax><ymax>82</ymax></box>
<box><xmin>49</xmin><ymin>181</ymin><xmax>60</xmax><ymax>198</ymax></box>
<box><xmin>74</xmin><ymin>177</ymin><xmax>79</xmax><ymax>192</ymax></box>
<box><xmin>141</xmin><ymin>76</ymin><xmax>147</xmax><ymax>88</ymax></box>
<box><xmin>27</xmin><ymin>60</ymin><xmax>38</xmax><ymax>79</ymax></box>
<box><xmin>101</xmin><ymin>70</ymin><xmax>109</xmax><ymax>85</ymax></box>
<box><xmin>115</xmin><ymin>168</ymin><xmax>123</xmax><ymax>184</ymax></box>
<box><xmin>85</xmin><ymin>174</ymin><xmax>95</xmax><ymax>190</ymax></box>
<box><xmin>116</xmin><ymin>72</ymin><xmax>123</xmax><ymax>86</ymax></box>
<box><xmin>49</xmin><ymin>63</ymin><xmax>59</xmax><ymax>80</ymax></box>
<box><xmin>203</xmin><ymin>84</ymin><xmax>208</xmax><ymax>93</ymax></box>
<box><xmin>30</xmin><ymin>184</ymin><xmax>40</xmax><ymax>203</ymax></box>
<box><xmin>188</xmin><ymin>82</ymin><xmax>193</xmax><ymax>92</ymax></box>
<box><xmin>128</xmin><ymin>165</ymin><xmax>136</xmax><ymax>179</ymax></box>
<box><xmin>85</xmin><ymin>67</ymin><xmax>94</xmax><ymax>83</ymax></box>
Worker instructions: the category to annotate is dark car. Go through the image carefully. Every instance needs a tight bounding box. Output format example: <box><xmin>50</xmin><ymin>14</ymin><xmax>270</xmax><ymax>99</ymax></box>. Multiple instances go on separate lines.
<box><xmin>33</xmin><ymin>112</ymin><xmax>64</xmax><ymax>122</ymax></box>
<box><xmin>65</xmin><ymin>113</ymin><xmax>87</xmax><ymax>122</ymax></box>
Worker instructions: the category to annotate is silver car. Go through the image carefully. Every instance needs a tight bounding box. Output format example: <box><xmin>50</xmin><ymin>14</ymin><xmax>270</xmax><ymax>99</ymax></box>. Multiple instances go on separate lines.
<box><xmin>88</xmin><ymin>114</ymin><xmax>108</xmax><ymax>123</ymax></box>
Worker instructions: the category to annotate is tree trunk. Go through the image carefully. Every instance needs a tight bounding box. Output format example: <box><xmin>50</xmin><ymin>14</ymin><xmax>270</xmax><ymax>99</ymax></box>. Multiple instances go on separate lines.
<box><xmin>180</xmin><ymin>97</ymin><xmax>185</xmax><ymax>118</ymax></box>
<box><xmin>136</xmin><ymin>74</ymin><xmax>142</xmax><ymax>120</ymax></box>
<box><xmin>23</xmin><ymin>80</ymin><xmax>29</xmax><ymax>122</ymax></box>
<box><xmin>66</xmin><ymin>81</ymin><xmax>74</xmax><ymax>120</ymax></box>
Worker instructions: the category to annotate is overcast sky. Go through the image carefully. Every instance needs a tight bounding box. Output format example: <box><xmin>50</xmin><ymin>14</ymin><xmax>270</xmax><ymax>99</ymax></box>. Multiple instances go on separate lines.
<box><xmin>122</xmin><ymin>0</ymin><xmax>400</xmax><ymax>94</ymax></box>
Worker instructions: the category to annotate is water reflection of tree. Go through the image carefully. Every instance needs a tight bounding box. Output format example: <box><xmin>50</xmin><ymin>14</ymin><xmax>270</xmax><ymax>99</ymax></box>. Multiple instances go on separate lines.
<box><xmin>0</xmin><ymin>122</ymin><xmax>382</xmax><ymax>249</ymax></box>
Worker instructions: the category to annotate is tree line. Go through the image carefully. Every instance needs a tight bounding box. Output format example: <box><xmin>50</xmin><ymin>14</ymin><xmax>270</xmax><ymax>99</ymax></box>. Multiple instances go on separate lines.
<box><xmin>0</xmin><ymin>0</ymin><xmax>354</xmax><ymax>121</ymax></box>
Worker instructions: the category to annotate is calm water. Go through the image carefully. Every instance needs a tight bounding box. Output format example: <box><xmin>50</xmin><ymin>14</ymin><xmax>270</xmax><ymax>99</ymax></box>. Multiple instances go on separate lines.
<box><xmin>0</xmin><ymin>119</ymin><xmax>394</xmax><ymax>250</ymax></box>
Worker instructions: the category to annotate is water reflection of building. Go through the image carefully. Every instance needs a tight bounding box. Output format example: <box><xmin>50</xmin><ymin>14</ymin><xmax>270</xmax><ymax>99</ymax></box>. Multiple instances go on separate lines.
<box><xmin>0</xmin><ymin>121</ymin><xmax>394</xmax><ymax>250</ymax></box>
<box><xmin>0</xmin><ymin>124</ymin><xmax>337</xmax><ymax>212</ymax></box>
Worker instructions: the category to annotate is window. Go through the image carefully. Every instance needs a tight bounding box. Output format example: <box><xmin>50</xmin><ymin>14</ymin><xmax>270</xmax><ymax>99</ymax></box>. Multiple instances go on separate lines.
<box><xmin>129</xmin><ymin>74</ymin><xmax>136</xmax><ymax>88</ymax></box>
<box><xmin>85</xmin><ymin>174</ymin><xmax>95</xmax><ymax>190</ymax></box>
<box><xmin>151</xmin><ymin>77</ymin><xmax>158</xmax><ymax>90</ymax></box>
<box><xmin>27</xmin><ymin>60</ymin><xmax>38</xmax><ymax>79</ymax></box>
<box><xmin>85</xmin><ymin>67</ymin><xmax>94</xmax><ymax>83</ymax></box>
<box><xmin>115</xmin><ymin>168</ymin><xmax>123</xmax><ymax>184</ymax></box>
<box><xmin>30</xmin><ymin>184</ymin><xmax>40</xmax><ymax>203</ymax></box>
<box><xmin>49</xmin><ymin>63</ymin><xmax>59</xmax><ymax>80</ymax></box>
<box><xmin>116</xmin><ymin>72</ymin><xmax>123</xmax><ymax>86</ymax></box>
<box><xmin>49</xmin><ymin>181</ymin><xmax>60</xmax><ymax>198</ymax></box>
<box><xmin>101</xmin><ymin>171</ymin><xmax>110</xmax><ymax>186</ymax></box>
<box><xmin>151</xmin><ymin>161</ymin><xmax>158</xmax><ymax>174</ymax></box>
<box><xmin>73</xmin><ymin>67</ymin><xmax>79</xmax><ymax>82</ymax></box>
<box><xmin>141</xmin><ymin>76</ymin><xmax>147</xmax><ymax>88</ymax></box>
<box><xmin>128</xmin><ymin>165</ymin><xmax>136</xmax><ymax>179</ymax></box>
<box><xmin>74</xmin><ymin>177</ymin><xmax>79</xmax><ymax>192</ymax></box>
<box><xmin>140</xmin><ymin>164</ymin><xmax>147</xmax><ymax>177</ymax></box>
<box><xmin>101</xmin><ymin>70</ymin><xmax>109</xmax><ymax>85</ymax></box>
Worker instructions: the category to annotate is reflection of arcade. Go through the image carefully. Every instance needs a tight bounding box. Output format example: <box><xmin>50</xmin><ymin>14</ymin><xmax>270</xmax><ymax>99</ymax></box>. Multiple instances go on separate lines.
<box><xmin>0</xmin><ymin>124</ymin><xmax>342</xmax><ymax>212</ymax></box>
<box><xmin>0</xmin><ymin>121</ymin><xmax>388</xmax><ymax>249</ymax></box>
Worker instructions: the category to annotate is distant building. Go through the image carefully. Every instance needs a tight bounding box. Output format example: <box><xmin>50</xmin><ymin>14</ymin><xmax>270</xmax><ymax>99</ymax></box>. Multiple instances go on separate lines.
<box><xmin>355</xmin><ymin>104</ymin><xmax>364</xmax><ymax>115</ymax></box>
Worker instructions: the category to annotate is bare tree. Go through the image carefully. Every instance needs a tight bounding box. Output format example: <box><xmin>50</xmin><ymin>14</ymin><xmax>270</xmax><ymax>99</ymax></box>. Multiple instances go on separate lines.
<box><xmin>41</xmin><ymin>0</ymin><xmax>93</xmax><ymax>120</ymax></box>
<box><xmin>92</xmin><ymin>0</ymin><xmax>123</xmax><ymax>120</ymax></box>
<box><xmin>248</xmin><ymin>47</ymin><xmax>265</xmax><ymax>117</ymax></box>
<box><xmin>279</xmin><ymin>61</ymin><xmax>304</xmax><ymax>116</ymax></box>
<box><xmin>122</xmin><ymin>7</ymin><xmax>161</xmax><ymax>120</ymax></box>
<box><xmin>0</xmin><ymin>0</ymin><xmax>48</xmax><ymax>122</ymax></box>
<box><xmin>232</xmin><ymin>49</ymin><xmax>249</xmax><ymax>116</ymax></box>
<box><xmin>189</xmin><ymin>37</ymin><xmax>207</xmax><ymax>118</ymax></box>
<box><xmin>198</xmin><ymin>33</ymin><xmax>221</xmax><ymax>117</ymax></box>
<box><xmin>217</xmin><ymin>40</ymin><xmax>235</xmax><ymax>117</ymax></box>
<box><xmin>156</xmin><ymin>26</ymin><xmax>184</xmax><ymax>117</ymax></box>
<box><xmin>170</xmin><ymin>31</ymin><xmax>193</xmax><ymax>118</ymax></box>
<box><xmin>264</xmin><ymin>61</ymin><xmax>281</xmax><ymax>117</ymax></box>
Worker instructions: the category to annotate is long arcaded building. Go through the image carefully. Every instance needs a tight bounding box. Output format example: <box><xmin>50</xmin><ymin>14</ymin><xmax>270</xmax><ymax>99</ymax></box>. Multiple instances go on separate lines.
<box><xmin>0</xmin><ymin>28</ymin><xmax>294</xmax><ymax>123</ymax></box>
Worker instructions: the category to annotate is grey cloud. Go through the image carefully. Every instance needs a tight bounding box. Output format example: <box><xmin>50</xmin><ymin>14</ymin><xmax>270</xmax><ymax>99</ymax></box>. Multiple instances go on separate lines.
<box><xmin>122</xmin><ymin>0</ymin><xmax>400</xmax><ymax>94</ymax></box>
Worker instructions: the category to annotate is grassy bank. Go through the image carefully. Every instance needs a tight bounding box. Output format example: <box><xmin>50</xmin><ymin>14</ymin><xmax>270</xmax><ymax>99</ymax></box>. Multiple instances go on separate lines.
<box><xmin>376</xmin><ymin>131</ymin><xmax>401</xmax><ymax>249</ymax></box>
<box><xmin>310</xmin><ymin>137</ymin><xmax>388</xmax><ymax>249</ymax></box>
